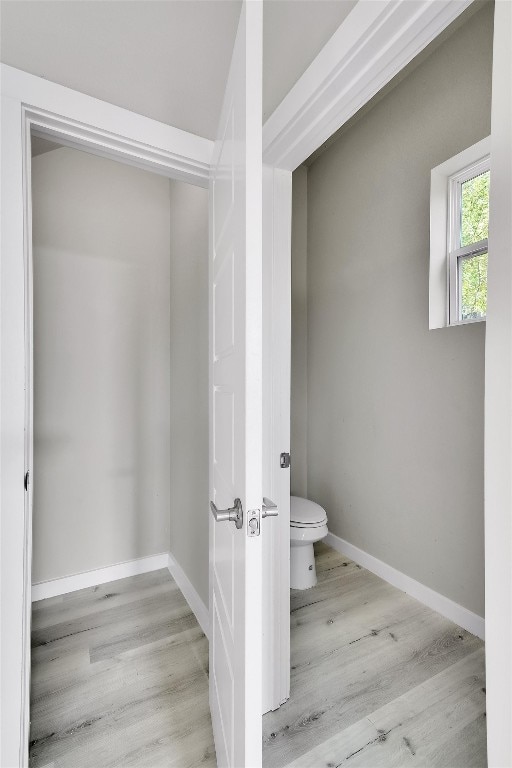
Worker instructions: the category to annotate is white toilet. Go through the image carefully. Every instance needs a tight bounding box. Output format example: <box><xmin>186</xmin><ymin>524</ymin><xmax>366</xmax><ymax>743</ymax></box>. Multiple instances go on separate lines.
<box><xmin>290</xmin><ymin>496</ymin><xmax>328</xmax><ymax>589</ymax></box>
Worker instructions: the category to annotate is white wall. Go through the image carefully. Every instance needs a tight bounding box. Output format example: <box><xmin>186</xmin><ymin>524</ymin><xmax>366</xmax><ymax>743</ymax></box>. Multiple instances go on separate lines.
<box><xmin>31</xmin><ymin>147</ymin><xmax>172</xmax><ymax>582</ymax></box>
<box><xmin>302</xmin><ymin>3</ymin><xmax>493</xmax><ymax>618</ymax></box>
<box><xmin>168</xmin><ymin>179</ymin><xmax>209</xmax><ymax>606</ymax></box>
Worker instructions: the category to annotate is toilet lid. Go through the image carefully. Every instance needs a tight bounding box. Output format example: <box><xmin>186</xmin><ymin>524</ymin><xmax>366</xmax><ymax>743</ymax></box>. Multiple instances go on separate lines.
<box><xmin>290</xmin><ymin>496</ymin><xmax>327</xmax><ymax>526</ymax></box>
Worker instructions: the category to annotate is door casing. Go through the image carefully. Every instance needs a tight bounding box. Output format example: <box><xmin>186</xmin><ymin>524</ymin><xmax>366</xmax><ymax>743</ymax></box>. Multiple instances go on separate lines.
<box><xmin>262</xmin><ymin>165</ymin><xmax>292</xmax><ymax>712</ymax></box>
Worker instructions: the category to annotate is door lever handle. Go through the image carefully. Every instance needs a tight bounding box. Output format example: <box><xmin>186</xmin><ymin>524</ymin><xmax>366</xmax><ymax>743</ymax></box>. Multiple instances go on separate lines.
<box><xmin>262</xmin><ymin>497</ymin><xmax>278</xmax><ymax>518</ymax></box>
<box><xmin>210</xmin><ymin>498</ymin><xmax>243</xmax><ymax>529</ymax></box>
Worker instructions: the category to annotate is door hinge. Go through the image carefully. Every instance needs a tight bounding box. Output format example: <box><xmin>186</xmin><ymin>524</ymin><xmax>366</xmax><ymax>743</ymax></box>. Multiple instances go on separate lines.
<box><xmin>280</xmin><ymin>452</ymin><xmax>290</xmax><ymax>469</ymax></box>
<box><xmin>24</xmin><ymin>470</ymin><xmax>30</xmax><ymax>491</ymax></box>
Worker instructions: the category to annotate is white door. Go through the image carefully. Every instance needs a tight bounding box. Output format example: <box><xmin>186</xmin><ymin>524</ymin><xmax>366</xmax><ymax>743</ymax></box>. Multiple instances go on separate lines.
<box><xmin>208</xmin><ymin>3</ymin><xmax>263</xmax><ymax>767</ymax></box>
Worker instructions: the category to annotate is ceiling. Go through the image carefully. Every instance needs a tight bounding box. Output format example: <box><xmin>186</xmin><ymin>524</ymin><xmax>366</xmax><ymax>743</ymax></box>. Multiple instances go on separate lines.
<box><xmin>0</xmin><ymin>0</ymin><xmax>356</xmax><ymax>140</ymax></box>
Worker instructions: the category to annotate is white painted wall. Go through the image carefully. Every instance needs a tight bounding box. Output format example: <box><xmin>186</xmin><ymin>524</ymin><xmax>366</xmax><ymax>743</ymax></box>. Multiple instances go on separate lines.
<box><xmin>168</xmin><ymin>179</ymin><xmax>209</xmax><ymax>606</ymax></box>
<box><xmin>302</xmin><ymin>4</ymin><xmax>493</xmax><ymax>618</ymax></box>
<box><xmin>290</xmin><ymin>166</ymin><xmax>308</xmax><ymax>498</ymax></box>
<box><xmin>31</xmin><ymin>147</ymin><xmax>172</xmax><ymax>582</ymax></box>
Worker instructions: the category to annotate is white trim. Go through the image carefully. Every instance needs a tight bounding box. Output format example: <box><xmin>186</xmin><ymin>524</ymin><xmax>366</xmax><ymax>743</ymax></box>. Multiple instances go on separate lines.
<box><xmin>2</xmin><ymin>66</ymin><xmax>213</xmax><ymax>186</ymax></box>
<box><xmin>20</xmin><ymin>104</ymin><xmax>34</xmax><ymax>768</ymax></box>
<box><xmin>485</xmin><ymin>1</ymin><xmax>512</xmax><ymax>763</ymax></box>
<box><xmin>167</xmin><ymin>552</ymin><xmax>209</xmax><ymax>639</ymax></box>
<box><xmin>263</xmin><ymin>0</ymin><xmax>473</xmax><ymax>170</ymax></box>
<box><xmin>262</xmin><ymin>166</ymin><xmax>292</xmax><ymax>713</ymax></box>
<box><xmin>325</xmin><ymin>532</ymin><xmax>485</xmax><ymax>640</ymax></box>
<box><xmin>429</xmin><ymin>136</ymin><xmax>490</xmax><ymax>329</ymax></box>
<box><xmin>30</xmin><ymin>551</ymin><xmax>210</xmax><ymax>642</ymax></box>
<box><xmin>31</xmin><ymin>553</ymin><xmax>169</xmax><ymax>602</ymax></box>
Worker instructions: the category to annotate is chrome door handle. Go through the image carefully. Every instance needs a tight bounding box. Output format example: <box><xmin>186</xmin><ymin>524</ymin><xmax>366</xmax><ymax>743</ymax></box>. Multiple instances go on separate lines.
<box><xmin>262</xmin><ymin>497</ymin><xmax>278</xmax><ymax>518</ymax></box>
<box><xmin>210</xmin><ymin>498</ymin><xmax>243</xmax><ymax>529</ymax></box>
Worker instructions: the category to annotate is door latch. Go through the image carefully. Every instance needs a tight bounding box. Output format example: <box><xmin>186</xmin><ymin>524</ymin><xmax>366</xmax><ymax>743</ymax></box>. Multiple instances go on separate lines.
<box><xmin>280</xmin><ymin>452</ymin><xmax>290</xmax><ymax>469</ymax></box>
<box><xmin>247</xmin><ymin>509</ymin><xmax>260</xmax><ymax>537</ymax></box>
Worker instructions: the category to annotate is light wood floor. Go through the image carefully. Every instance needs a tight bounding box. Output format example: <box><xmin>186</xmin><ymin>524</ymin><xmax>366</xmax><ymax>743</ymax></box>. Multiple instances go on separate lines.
<box><xmin>30</xmin><ymin>544</ymin><xmax>486</xmax><ymax>768</ymax></box>
<box><xmin>263</xmin><ymin>542</ymin><xmax>487</xmax><ymax>768</ymax></box>
<box><xmin>30</xmin><ymin>569</ymin><xmax>216</xmax><ymax>768</ymax></box>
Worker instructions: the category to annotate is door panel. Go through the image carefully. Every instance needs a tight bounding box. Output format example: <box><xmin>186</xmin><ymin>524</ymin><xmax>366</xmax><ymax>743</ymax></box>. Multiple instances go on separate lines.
<box><xmin>209</xmin><ymin>3</ymin><xmax>263</xmax><ymax>767</ymax></box>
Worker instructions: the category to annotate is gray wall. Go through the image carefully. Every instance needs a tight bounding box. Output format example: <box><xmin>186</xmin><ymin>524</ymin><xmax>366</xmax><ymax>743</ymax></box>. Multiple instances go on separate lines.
<box><xmin>32</xmin><ymin>147</ymin><xmax>172</xmax><ymax>582</ymax></box>
<box><xmin>303</xmin><ymin>3</ymin><xmax>493</xmax><ymax>617</ymax></box>
<box><xmin>169</xmin><ymin>180</ymin><xmax>209</xmax><ymax>606</ymax></box>
<box><xmin>291</xmin><ymin>166</ymin><xmax>308</xmax><ymax>498</ymax></box>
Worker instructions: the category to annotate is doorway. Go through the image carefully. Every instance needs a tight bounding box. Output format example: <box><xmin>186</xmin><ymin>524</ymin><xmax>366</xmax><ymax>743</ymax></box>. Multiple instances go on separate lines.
<box><xmin>262</xmin><ymin>4</ymin><xmax>492</xmax><ymax>765</ymax></box>
<box><xmin>28</xmin><ymin>135</ymin><xmax>212</xmax><ymax>767</ymax></box>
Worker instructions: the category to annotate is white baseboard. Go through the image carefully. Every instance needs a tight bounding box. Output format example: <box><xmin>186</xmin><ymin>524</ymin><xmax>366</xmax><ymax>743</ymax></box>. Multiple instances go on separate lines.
<box><xmin>31</xmin><ymin>550</ymin><xmax>210</xmax><ymax>640</ymax></box>
<box><xmin>31</xmin><ymin>552</ymin><xmax>169</xmax><ymax>602</ymax></box>
<box><xmin>167</xmin><ymin>552</ymin><xmax>209</xmax><ymax>639</ymax></box>
<box><xmin>325</xmin><ymin>532</ymin><xmax>485</xmax><ymax>640</ymax></box>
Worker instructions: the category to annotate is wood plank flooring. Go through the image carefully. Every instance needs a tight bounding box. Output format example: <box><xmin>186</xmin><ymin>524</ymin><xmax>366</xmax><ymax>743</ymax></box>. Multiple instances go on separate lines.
<box><xmin>30</xmin><ymin>569</ymin><xmax>216</xmax><ymax>768</ymax></box>
<box><xmin>263</xmin><ymin>542</ymin><xmax>487</xmax><ymax>768</ymax></box>
<box><xmin>30</xmin><ymin>544</ymin><xmax>487</xmax><ymax>768</ymax></box>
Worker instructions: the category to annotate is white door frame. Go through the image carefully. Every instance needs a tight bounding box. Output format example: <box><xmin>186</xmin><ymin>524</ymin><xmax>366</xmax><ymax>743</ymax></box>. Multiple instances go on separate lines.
<box><xmin>483</xmin><ymin>2</ymin><xmax>512</xmax><ymax>765</ymax></box>
<box><xmin>263</xmin><ymin>0</ymin><xmax>474</xmax><ymax>170</ymax></box>
<box><xmin>262</xmin><ymin>166</ymin><xmax>292</xmax><ymax>712</ymax></box>
<box><xmin>263</xmin><ymin>4</ymin><xmax>512</xmax><ymax>766</ymax></box>
<box><xmin>0</xmin><ymin>63</ymin><xmax>213</xmax><ymax>768</ymax></box>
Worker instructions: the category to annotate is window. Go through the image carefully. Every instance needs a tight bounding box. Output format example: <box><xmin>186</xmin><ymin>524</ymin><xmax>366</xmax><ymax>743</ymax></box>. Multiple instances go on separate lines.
<box><xmin>448</xmin><ymin>159</ymin><xmax>490</xmax><ymax>324</ymax></box>
<box><xmin>429</xmin><ymin>137</ymin><xmax>491</xmax><ymax>329</ymax></box>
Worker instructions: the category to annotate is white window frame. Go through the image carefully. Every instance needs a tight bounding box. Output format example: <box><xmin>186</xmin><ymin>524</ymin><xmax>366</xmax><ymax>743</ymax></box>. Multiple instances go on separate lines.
<box><xmin>429</xmin><ymin>136</ymin><xmax>490</xmax><ymax>329</ymax></box>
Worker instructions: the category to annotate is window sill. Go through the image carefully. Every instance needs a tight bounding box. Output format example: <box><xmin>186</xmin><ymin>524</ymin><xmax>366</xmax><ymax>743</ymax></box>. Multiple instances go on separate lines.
<box><xmin>447</xmin><ymin>316</ymin><xmax>486</xmax><ymax>327</ymax></box>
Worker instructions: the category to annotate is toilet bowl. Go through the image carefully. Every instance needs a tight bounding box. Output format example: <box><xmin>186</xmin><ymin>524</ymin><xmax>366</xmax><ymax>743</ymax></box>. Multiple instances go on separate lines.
<box><xmin>290</xmin><ymin>496</ymin><xmax>328</xmax><ymax>590</ymax></box>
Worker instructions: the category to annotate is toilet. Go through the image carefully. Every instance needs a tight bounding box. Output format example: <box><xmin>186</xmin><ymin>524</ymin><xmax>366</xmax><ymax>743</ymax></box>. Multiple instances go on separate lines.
<box><xmin>290</xmin><ymin>496</ymin><xmax>328</xmax><ymax>589</ymax></box>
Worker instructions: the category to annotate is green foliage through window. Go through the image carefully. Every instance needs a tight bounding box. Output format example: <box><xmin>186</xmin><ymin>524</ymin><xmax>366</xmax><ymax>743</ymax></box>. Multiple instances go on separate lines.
<box><xmin>458</xmin><ymin>168</ymin><xmax>490</xmax><ymax>320</ymax></box>
<box><xmin>460</xmin><ymin>251</ymin><xmax>488</xmax><ymax>320</ymax></box>
<box><xmin>460</xmin><ymin>170</ymin><xmax>490</xmax><ymax>247</ymax></box>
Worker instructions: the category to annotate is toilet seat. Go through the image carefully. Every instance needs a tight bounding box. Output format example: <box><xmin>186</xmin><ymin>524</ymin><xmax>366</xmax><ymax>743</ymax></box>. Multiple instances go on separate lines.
<box><xmin>290</xmin><ymin>520</ymin><xmax>327</xmax><ymax>529</ymax></box>
<box><xmin>290</xmin><ymin>496</ymin><xmax>327</xmax><ymax>527</ymax></box>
